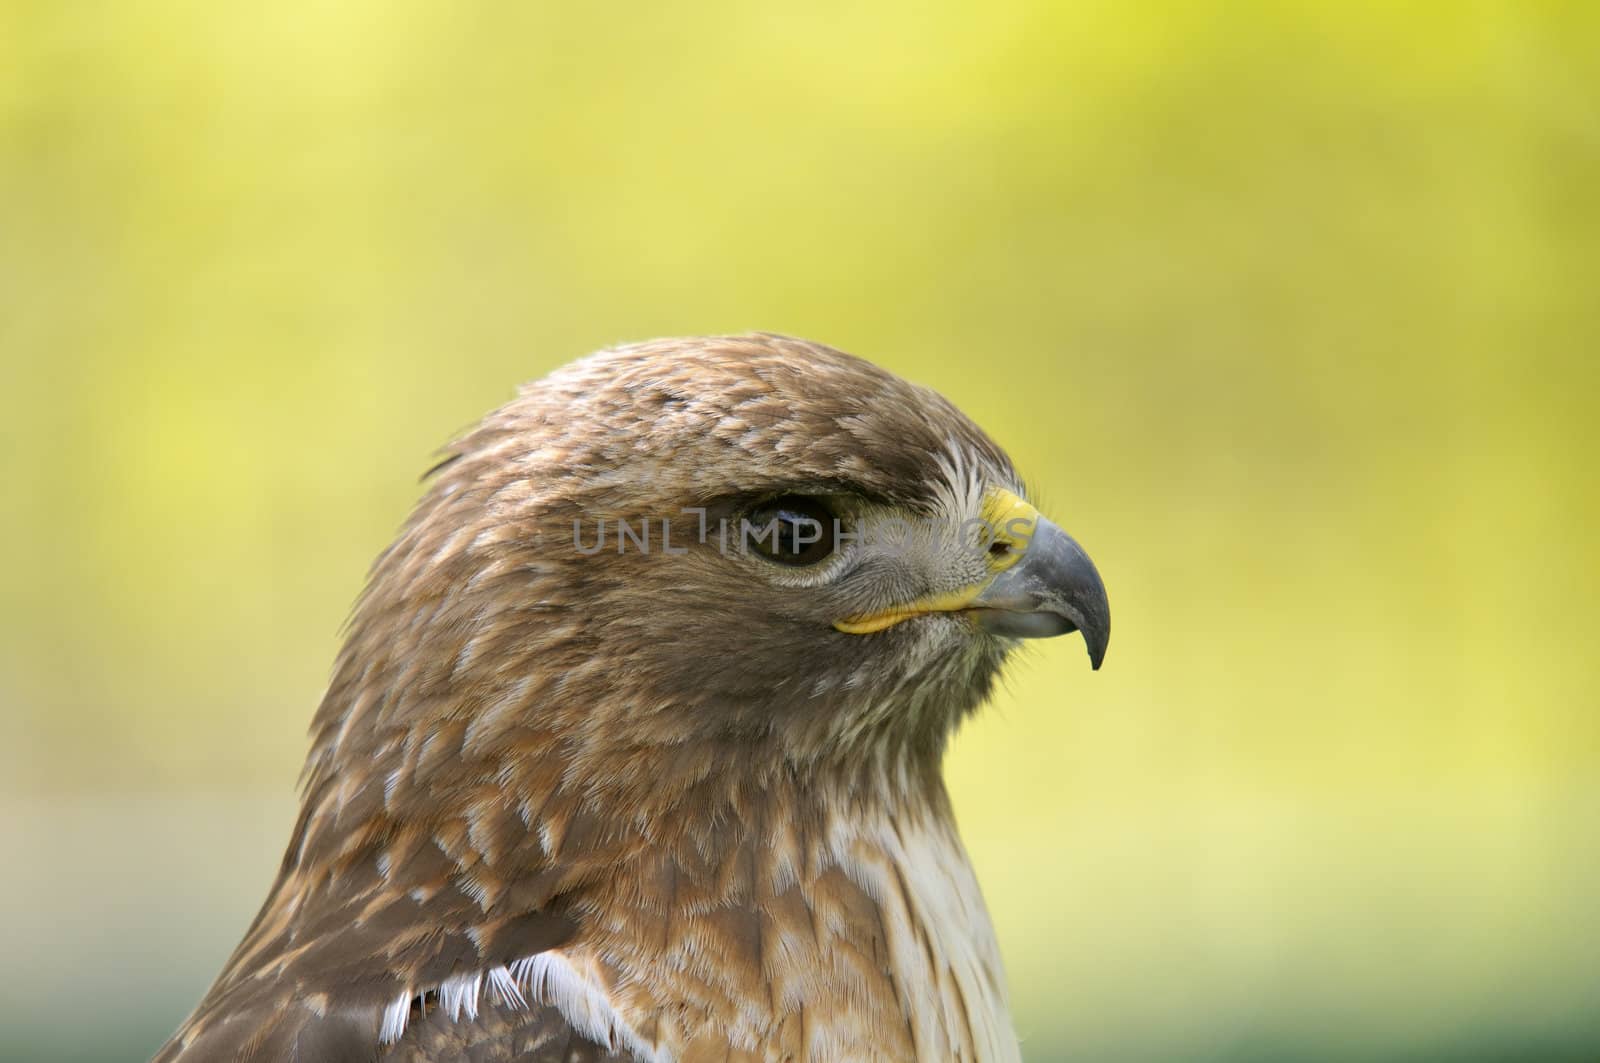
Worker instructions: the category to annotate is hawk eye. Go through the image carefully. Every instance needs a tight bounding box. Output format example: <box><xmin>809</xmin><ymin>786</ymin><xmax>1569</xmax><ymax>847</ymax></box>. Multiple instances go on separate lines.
<box><xmin>744</xmin><ymin>495</ymin><xmax>837</xmax><ymax>566</ymax></box>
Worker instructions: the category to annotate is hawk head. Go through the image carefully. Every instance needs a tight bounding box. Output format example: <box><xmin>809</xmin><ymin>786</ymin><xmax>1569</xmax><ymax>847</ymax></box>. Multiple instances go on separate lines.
<box><xmin>159</xmin><ymin>333</ymin><xmax>1109</xmax><ymax>1062</ymax></box>
<box><xmin>318</xmin><ymin>333</ymin><xmax>1108</xmax><ymax>794</ymax></box>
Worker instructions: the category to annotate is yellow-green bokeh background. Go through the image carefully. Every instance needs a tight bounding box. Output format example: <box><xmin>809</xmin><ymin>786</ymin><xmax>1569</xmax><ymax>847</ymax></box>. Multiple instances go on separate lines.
<box><xmin>3</xmin><ymin>3</ymin><xmax>1597</xmax><ymax>1060</ymax></box>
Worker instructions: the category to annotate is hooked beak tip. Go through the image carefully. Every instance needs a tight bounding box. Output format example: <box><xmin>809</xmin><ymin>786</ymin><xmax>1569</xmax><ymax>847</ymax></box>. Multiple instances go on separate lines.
<box><xmin>970</xmin><ymin>516</ymin><xmax>1110</xmax><ymax>670</ymax></box>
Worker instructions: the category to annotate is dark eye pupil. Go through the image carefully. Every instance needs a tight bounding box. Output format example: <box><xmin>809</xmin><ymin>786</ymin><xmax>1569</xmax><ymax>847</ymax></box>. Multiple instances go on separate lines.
<box><xmin>746</xmin><ymin>496</ymin><xmax>837</xmax><ymax>566</ymax></box>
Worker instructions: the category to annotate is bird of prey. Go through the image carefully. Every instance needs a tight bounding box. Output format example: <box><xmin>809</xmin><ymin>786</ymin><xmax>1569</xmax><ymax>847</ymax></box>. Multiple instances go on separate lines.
<box><xmin>154</xmin><ymin>333</ymin><xmax>1109</xmax><ymax>1063</ymax></box>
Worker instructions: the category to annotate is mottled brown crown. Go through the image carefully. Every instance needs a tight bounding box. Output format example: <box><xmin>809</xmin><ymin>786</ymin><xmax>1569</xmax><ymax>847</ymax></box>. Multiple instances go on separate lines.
<box><xmin>446</xmin><ymin>332</ymin><xmax>1014</xmax><ymax>513</ymax></box>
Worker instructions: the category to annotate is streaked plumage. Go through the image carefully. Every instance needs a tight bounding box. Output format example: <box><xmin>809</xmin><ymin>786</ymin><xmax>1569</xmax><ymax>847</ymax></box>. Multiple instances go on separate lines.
<box><xmin>155</xmin><ymin>334</ymin><xmax>1109</xmax><ymax>1062</ymax></box>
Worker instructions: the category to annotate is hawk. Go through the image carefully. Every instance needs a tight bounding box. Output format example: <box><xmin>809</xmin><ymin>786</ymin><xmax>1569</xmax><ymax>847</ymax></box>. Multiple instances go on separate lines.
<box><xmin>154</xmin><ymin>334</ymin><xmax>1110</xmax><ymax>1063</ymax></box>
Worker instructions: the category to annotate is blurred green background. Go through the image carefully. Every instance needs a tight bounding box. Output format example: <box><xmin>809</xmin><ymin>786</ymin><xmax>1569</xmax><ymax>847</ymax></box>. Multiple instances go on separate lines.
<box><xmin>2</xmin><ymin>2</ymin><xmax>1597</xmax><ymax>1060</ymax></box>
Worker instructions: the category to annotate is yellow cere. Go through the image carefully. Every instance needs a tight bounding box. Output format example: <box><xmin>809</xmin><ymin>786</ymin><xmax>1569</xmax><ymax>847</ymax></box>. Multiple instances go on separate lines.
<box><xmin>978</xmin><ymin>488</ymin><xmax>1040</xmax><ymax>574</ymax></box>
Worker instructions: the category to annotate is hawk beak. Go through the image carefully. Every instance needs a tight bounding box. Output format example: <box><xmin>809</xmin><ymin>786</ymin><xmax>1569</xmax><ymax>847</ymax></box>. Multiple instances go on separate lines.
<box><xmin>969</xmin><ymin>512</ymin><xmax>1110</xmax><ymax>669</ymax></box>
<box><xmin>832</xmin><ymin>488</ymin><xmax>1110</xmax><ymax>670</ymax></box>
